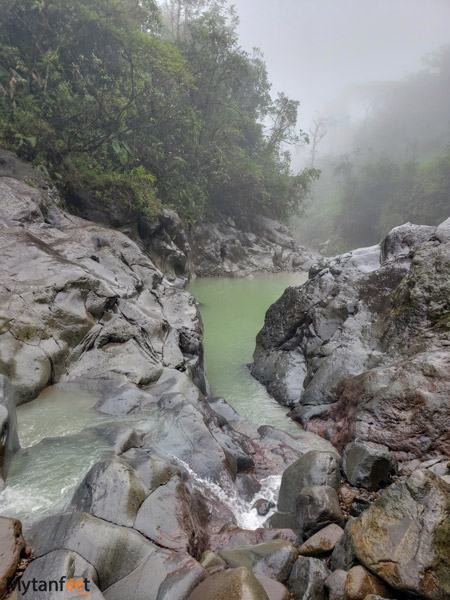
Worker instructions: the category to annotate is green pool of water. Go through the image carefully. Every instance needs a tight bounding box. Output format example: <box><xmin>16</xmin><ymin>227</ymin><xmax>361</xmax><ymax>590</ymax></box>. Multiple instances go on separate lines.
<box><xmin>189</xmin><ymin>272</ymin><xmax>308</xmax><ymax>433</ymax></box>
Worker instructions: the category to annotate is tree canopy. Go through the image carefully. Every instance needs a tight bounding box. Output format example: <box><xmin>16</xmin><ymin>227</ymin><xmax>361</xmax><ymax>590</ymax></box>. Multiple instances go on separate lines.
<box><xmin>0</xmin><ymin>0</ymin><xmax>317</xmax><ymax>227</ymax></box>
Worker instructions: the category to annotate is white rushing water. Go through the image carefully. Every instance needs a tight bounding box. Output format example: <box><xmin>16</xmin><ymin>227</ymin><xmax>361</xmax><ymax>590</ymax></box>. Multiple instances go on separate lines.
<box><xmin>173</xmin><ymin>457</ymin><xmax>281</xmax><ymax>530</ymax></box>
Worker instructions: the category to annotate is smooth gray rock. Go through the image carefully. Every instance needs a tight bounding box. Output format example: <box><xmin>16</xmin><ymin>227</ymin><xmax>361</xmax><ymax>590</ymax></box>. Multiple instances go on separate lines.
<box><xmin>324</xmin><ymin>569</ymin><xmax>347</xmax><ymax>600</ymax></box>
<box><xmin>343</xmin><ymin>441</ymin><xmax>395</xmax><ymax>491</ymax></box>
<box><xmin>69</xmin><ymin>456</ymin><xmax>147</xmax><ymax>526</ymax></box>
<box><xmin>277</xmin><ymin>451</ymin><xmax>341</xmax><ymax>514</ymax></box>
<box><xmin>103</xmin><ymin>549</ymin><xmax>206</xmax><ymax>600</ymax></box>
<box><xmin>17</xmin><ymin>550</ymin><xmax>104</xmax><ymax>600</ymax></box>
<box><xmin>296</xmin><ymin>485</ymin><xmax>344</xmax><ymax>539</ymax></box>
<box><xmin>287</xmin><ymin>555</ymin><xmax>331</xmax><ymax>600</ymax></box>
<box><xmin>0</xmin><ymin>517</ymin><xmax>25</xmax><ymax>598</ymax></box>
<box><xmin>219</xmin><ymin>540</ymin><xmax>298</xmax><ymax>583</ymax></box>
<box><xmin>28</xmin><ymin>511</ymin><xmax>157</xmax><ymax>589</ymax></box>
<box><xmin>0</xmin><ymin>376</ymin><xmax>20</xmax><ymax>484</ymax></box>
<box><xmin>134</xmin><ymin>475</ymin><xmax>201</xmax><ymax>553</ymax></box>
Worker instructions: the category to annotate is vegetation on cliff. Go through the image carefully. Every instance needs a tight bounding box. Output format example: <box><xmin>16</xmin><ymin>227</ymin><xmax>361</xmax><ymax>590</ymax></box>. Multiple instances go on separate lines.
<box><xmin>0</xmin><ymin>0</ymin><xmax>318</xmax><ymax>227</ymax></box>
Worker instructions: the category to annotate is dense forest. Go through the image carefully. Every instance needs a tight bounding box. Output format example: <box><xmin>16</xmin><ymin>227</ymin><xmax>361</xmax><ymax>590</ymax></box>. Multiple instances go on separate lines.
<box><xmin>293</xmin><ymin>45</ymin><xmax>450</xmax><ymax>252</ymax></box>
<box><xmin>0</xmin><ymin>0</ymin><xmax>318</xmax><ymax>227</ymax></box>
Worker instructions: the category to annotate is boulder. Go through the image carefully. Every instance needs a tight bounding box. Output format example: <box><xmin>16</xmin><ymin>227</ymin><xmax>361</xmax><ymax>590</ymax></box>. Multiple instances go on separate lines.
<box><xmin>343</xmin><ymin>441</ymin><xmax>395</xmax><ymax>491</ymax></box>
<box><xmin>349</xmin><ymin>470</ymin><xmax>450</xmax><ymax>600</ymax></box>
<box><xmin>69</xmin><ymin>457</ymin><xmax>147</xmax><ymax>526</ymax></box>
<box><xmin>345</xmin><ymin>566</ymin><xmax>393</xmax><ymax>600</ymax></box>
<box><xmin>277</xmin><ymin>452</ymin><xmax>341</xmax><ymax>514</ymax></box>
<box><xmin>329</xmin><ymin>519</ymin><xmax>358</xmax><ymax>571</ymax></box>
<box><xmin>0</xmin><ymin>517</ymin><xmax>25</xmax><ymax>598</ymax></box>
<box><xmin>218</xmin><ymin>540</ymin><xmax>298</xmax><ymax>583</ymax></box>
<box><xmin>102</xmin><ymin>549</ymin><xmax>206</xmax><ymax>600</ymax></box>
<box><xmin>0</xmin><ymin>376</ymin><xmax>20</xmax><ymax>484</ymax></box>
<box><xmin>287</xmin><ymin>555</ymin><xmax>330</xmax><ymax>600</ymax></box>
<box><xmin>255</xmin><ymin>574</ymin><xmax>290</xmax><ymax>600</ymax></box>
<box><xmin>298</xmin><ymin>524</ymin><xmax>344</xmax><ymax>557</ymax></box>
<box><xmin>187</xmin><ymin>567</ymin><xmax>269</xmax><ymax>600</ymax></box>
<box><xmin>28</xmin><ymin>512</ymin><xmax>157</xmax><ymax>590</ymax></box>
<box><xmin>16</xmin><ymin>549</ymin><xmax>104</xmax><ymax>599</ymax></box>
<box><xmin>200</xmin><ymin>551</ymin><xmax>226</xmax><ymax>571</ymax></box>
<box><xmin>295</xmin><ymin>485</ymin><xmax>344</xmax><ymax>538</ymax></box>
<box><xmin>134</xmin><ymin>475</ymin><xmax>202</xmax><ymax>554</ymax></box>
<box><xmin>324</xmin><ymin>569</ymin><xmax>347</xmax><ymax>600</ymax></box>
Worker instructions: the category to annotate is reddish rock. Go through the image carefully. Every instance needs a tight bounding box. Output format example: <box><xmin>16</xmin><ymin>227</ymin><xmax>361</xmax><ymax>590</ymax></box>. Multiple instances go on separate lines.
<box><xmin>306</xmin><ymin>351</ymin><xmax>450</xmax><ymax>461</ymax></box>
<box><xmin>345</xmin><ymin>565</ymin><xmax>393</xmax><ymax>600</ymax></box>
<box><xmin>298</xmin><ymin>524</ymin><xmax>344</xmax><ymax>557</ymax></box>
<box><xmin>0</xmin><ymin>517</ymin><xmax>25</xmax><ymax>598</ymax></box>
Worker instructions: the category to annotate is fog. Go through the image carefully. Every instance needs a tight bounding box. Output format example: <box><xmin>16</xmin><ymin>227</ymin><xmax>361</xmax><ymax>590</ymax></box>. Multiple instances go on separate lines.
<box><xmin>233</xmin><ymin>0</ymin><xmax>450</xmax><ymax>133</ymax></box>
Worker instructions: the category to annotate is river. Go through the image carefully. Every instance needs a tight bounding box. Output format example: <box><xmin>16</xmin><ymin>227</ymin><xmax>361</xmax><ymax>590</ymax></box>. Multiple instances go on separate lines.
<box><xmin>0</xmin><ymin>271</ymin><xmax>306</xmax><ymax>531</ymax></box>
<box><xmin>188</xmin><ymin>271</ymin><xmax>308</xmax><ymax>433</ymax></box>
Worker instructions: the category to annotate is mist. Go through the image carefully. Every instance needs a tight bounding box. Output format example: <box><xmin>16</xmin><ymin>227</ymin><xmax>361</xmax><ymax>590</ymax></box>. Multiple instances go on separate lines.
<box><xmin>231</xmin><ymin>0</ymin><xmax>450</xmax><ymax>252</ymax></box>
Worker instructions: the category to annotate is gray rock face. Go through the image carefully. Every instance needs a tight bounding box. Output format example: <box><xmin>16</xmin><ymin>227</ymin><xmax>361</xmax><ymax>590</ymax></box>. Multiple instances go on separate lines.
<box><xmin>17</xmin><ymin>550</ymin><xmax>104</xmax><ymax>600</ymax></box>
<box><xmin>0</xmin><ymin>176</ymin><xmax>205</xmax><ymax>404</ymax></box>
<box><xmin>295</xmin><ymin>486</ymin><xmax>344</xmax><ymax>539</ymax></box>
<box><xmin>0</xmin><ymin>376</ymin><xmax>20</xmax><ymax>484</ymax></box>
<box><xmin>134</xmin><ymin>475</ymin><xmax>201</xmax><ymax>553</ymax></box>
<box><xmin>69</xmin><ymin>457</ymin><xmax>147</xmax><ymax>527</ymax></box>
<box><xmin>190</xmin><ymin>215</ymin><xmax>318</xmax><ymax>277</ymax></box>
<box><xmin>287</xmin><ymin>555</ymin><xmax>331</xmax><ymax>600</ymax></box>
<box><xmin>218</xmin><ymin>540</ymin><xmax>298</xmax><ymax>583</ymax></box>
<box><xmin>251</xmin><ymin>219</ymin><xmax>450</xmax><ymax>463</ymax></box>
<box><xmin>349</xmin><ymin>470</ymin><xmax>450</xmax><ymax>600</ymax></box>
<box><xmin>277</xmin><ymin>451</ymin><xmax>340</xmax><ymax>513</ymax></box>
<box><xmin>324</xmin><ymin>569</ymin><xmax>347</xmax><ymax>600</ymax></box>
<box><xmin>343</xmin><ymin>441</ymin><xmax>395</xmax><ymax>491</ymax></box>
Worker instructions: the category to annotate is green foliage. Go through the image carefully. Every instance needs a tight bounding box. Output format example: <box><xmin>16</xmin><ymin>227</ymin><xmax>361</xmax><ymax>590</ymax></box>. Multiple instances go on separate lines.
<box><xmin>0</xmin><ymin>0</ymin><xmax>314</xmax><ymax>227</ymax></box>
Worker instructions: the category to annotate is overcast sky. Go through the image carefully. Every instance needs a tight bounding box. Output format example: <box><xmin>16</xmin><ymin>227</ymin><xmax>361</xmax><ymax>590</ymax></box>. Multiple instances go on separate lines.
<box><xmin>233</xmin><ymin>0</ymin><xmax>450</xmax><ymax>130</ymax></box>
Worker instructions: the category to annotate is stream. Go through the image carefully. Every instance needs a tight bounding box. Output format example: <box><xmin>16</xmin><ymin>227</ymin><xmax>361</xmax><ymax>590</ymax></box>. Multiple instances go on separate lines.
<box><xmin>0</xmin><ymin>272</ymin><xmax>307</xmax><ymax>532</ymax></box>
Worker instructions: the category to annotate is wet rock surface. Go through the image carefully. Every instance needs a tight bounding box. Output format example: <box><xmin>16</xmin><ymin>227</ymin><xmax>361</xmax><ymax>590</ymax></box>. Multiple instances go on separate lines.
<box><xmin>190</xmin><ymin>215</ymin><xmax>318</xmax><ymax>278</ymax></box>
<box><xmin>0</xmin><ymin>376</ymin><xmax>20</xmax><ymax>485</ymax></box>
<box><xmin>348</xmin><ymin>470</ymin><xmax>450</xmax><ymax>600</ymax></box>
<box><xmin>252</xmin><ymin>219</ymin><xmax>450</xmax><ymax>463</ymax></box>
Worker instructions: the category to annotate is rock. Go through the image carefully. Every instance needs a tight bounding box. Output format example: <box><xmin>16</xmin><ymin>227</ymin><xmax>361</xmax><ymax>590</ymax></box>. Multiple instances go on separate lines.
<box><xmin>133</xmin><ymin>475</ymin><xmax>202</xmax><ymax>554</ymax></box>
<box><xmin>349</xmin><ymin>496</ymin><xmax>372</xmax><ymax>517</ymax></box>
<box><xmin>348</xmin><ymin>470</ymin><xmax>450</xmax><ymax>600</ymax></box>
<box><xmin>295</xmin><ymin>486</ymin><xmax>344</xmax><ymax>538</ymax></box>
<box><xmin>16</xmin><ymin>549</ymin><xmax>104</xmax><ymax>599</ymax></box>
<box><xmin>251</xmin><ymin>218</ymin><xmax>450</xmax><ymax>465</ymax></box>
<box><xmin>102</xmin><ymin>549</ymin><xmax>206</xmax><ymax>600</ymax></box>
<box><xmin>0</xmin><ymin>376</ymin><xmax>20</xmax><ymax>483</ymax></box>
<box><xmin>339</xmin><ymin>486</ymin><xmax>357</xmax><ymax>508</ymax></box>
<box><xmin>298</xmin><ymin>524</ymin><xmax>344</xmax><ymax>557</ymax></box>
<box><xmin>287</xmin><ymin>555</ymin><xmax>331</xmax><ymax>600</ymax></box>
<box><xmin>277</xmin><ymin>452</ymin><xmax>341</xmax><ymax>514</ymax></box>
<box><xmin>209</xmin><ymin>528</ymin><xmax>298</xmax><ymax>554</ymax></box>
<box><xmin>120</xmin><ymin>448</ymin><xmax>180</xmax><ymax>494</ymax></box>
<box><xmin>0</xmin><ymin>517</ymin><xmax>25</xmax><ymax>598</ymax></box>
<box><xmin>255</xmin><ymin>574</ymin><xmax>290</xmax><ymax>600</ymax></box>
<box><xmin>28</xmin><ymin>511</ymin><xmax>158</xmax><ymax>590</ymax></box>
<box><xmin>329</xmin><ymin>519</ymin><xmax>358</xmax><ymax>571</ymax></box>
<box><xmin>69</xmin><ymin>456</ymin><xmax>147</xmax><ymax>526</ymax></box>
<box><xmin>187</xmin><ymin>567</ymin><xmax>269</xmax><ymax>600</ymax></box>
<box><xmin>200</xmin><ymin>550</ymin><xmax>227</xmax><ymax>571</ymax></box>
<box><xmin>218</xmin><ymin>540</ymin><xmax>298</xmax><ymax>583</ymax></box>
<box><xmin>343</xmin><ymin>441</ymin><xmax>395</xmax><ymax>491</ymax></box>
<box><xmin>345</xmin><ymin>566</ymin><xmax>393</xmax><ymax>600</ymax></box>
<box><xmin>324</xmin><ymin>569</ymin><xmax>347</xmax><ymax>600</ymax></box>
<box><xmin>190</xmin><ymin>215</ymin><xmax>317</xmax><ymax>278</ymax></box>
<box><xmin>252</xmin><ymin>499</ymin><xmax>275</xmax><ymax>516</ymax></box>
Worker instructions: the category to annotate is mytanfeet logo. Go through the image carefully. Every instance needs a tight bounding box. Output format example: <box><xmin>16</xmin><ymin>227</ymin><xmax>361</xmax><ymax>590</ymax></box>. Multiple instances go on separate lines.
<box><xmin>17</xmin><ymin>576</ymin><xmax>91</xmax><ymax>596</ymax></box>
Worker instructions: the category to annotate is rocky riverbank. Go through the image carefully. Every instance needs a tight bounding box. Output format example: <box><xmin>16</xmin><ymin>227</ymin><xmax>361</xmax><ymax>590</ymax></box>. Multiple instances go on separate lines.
<box><xmin>251</xmin><ymin>217</ymin><xmax>450</xmax><ymax>598</ymax></box>
<box><xmin>189</xmin><ymin>215</ymin><xmax>318</xmax><ymax>278</ymax></box>
<box><xmin>1</xmin><ymin>149</ymin><xmax>449</xmax><ymax>600</ymax></box>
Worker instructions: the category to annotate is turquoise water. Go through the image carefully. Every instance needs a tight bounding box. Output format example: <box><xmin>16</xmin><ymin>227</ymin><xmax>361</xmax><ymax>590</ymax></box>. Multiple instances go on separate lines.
<box><xmin>189</xmin><ymin>272</ymin><xmax>308</xmax><ymax>433</ymax></box>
